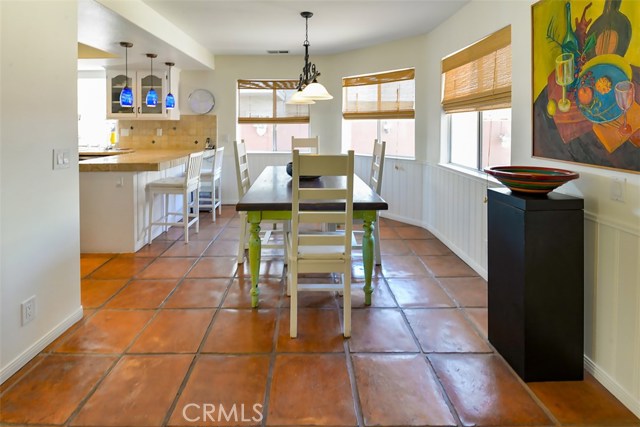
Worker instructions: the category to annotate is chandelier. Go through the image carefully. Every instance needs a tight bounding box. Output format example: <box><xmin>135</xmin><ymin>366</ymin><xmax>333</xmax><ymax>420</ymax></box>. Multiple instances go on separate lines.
<box><xmin>287</xmin><ymin>11</ymin><xmax>333</xmax><ymax>104</ymax></box>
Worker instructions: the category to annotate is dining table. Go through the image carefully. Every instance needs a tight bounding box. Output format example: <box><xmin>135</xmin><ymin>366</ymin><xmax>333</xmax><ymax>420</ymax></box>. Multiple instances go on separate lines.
<box><xmin>236</xmin><ymin>165</ymin><xmax>388</xmax><ymax>308</ymax></box>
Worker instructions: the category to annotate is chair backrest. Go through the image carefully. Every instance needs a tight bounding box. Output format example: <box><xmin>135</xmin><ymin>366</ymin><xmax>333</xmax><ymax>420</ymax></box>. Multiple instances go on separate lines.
<box><xmin>291</xmin><ymin>136</ymin><xmax>319</xmax><ymax>154</ymax></box>
<box><xmin>234</xmin><ymin>140</ymin><xmax>251</xmax><ymax>197</ymax></box>
<box><xmin>291</xmin><ymin>150</ymin><xmax>354</xmax><ymax>256</ymax></box>
<box><xmin>185</xmin><ymin>151</ymin><xmax>205</xmax><ymax>190</ymax></box>
<box><xmin>369</xmin><ymin>139</ymin><xmax>386</xmax><ymax>195</ymax></box>
<box><xmin>213</xmin><ymin>146</ymin><xmax>225</xmax><ymax>178</ymax></box>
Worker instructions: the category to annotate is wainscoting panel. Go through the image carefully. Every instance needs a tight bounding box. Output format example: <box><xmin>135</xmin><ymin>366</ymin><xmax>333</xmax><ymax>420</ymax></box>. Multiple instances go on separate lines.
<box><xmin>424</xmin><ymin>165</ymin><xmax>640</xmax><ymax>416</ymax></box>
<box><xmin>585</xmin><ymin>216</ymin><xmax>640</xmax><ymax>413</ymax></box>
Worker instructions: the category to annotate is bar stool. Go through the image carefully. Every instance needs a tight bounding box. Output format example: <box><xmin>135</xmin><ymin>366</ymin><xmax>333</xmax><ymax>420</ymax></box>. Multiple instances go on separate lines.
<box><xmin>200</xmin><ymin>147</ymin><xmax>224</xmax><ymax>221</ymax></box>
<box><xmin>146</xmin><ymin>151</ymin><xmax>204</xmax><ymax>244</ymax></box>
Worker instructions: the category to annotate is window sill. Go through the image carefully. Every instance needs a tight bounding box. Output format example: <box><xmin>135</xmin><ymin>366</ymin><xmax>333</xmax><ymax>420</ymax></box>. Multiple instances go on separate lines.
<box><xmin>437</xmin><ymin>162</ymin><xmax>501</xmax><ymax>185</ymax></box>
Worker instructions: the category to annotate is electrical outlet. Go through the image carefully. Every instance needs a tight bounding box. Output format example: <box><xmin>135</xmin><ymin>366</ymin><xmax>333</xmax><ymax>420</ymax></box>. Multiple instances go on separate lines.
<box><xmin>21</xmin><ymin>296</ymin><xmax>36</xmax><ymax>325</ymax></box>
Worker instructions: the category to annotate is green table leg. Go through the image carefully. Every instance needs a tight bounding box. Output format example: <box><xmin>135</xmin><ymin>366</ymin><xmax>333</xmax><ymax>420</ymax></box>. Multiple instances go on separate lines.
<box><xmin>362</xmin><ymin>215</ymin><xmax>375</xmax><ymax>306</ymax></box>
<box><xmin>247</xmin><ymin>213</ymin><xmax>262</xmax><ymax>308</ymax></box>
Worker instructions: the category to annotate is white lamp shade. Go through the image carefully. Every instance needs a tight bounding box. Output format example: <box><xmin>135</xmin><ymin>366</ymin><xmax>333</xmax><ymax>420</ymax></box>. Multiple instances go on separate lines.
<box><xmin>301</xmin><ymin>81</ymin><xmax>333</xmax><ymax>100</ymax></box>
<box><xmin>286</xmin><ymin>90</ymin><xmax>316</xmax><ymax>105</ymax></box>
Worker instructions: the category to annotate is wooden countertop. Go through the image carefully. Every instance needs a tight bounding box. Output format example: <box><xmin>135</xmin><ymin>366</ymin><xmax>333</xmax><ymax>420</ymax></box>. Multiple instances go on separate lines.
<box><xmin>78</xmin><ymin>148</ymin><xmax>135</xmax><ymax>156</ymax></box>
<box><xmin>79</xmin><ymin>149</ymin><xmax>213</xmax><ymax>172</ymax></box>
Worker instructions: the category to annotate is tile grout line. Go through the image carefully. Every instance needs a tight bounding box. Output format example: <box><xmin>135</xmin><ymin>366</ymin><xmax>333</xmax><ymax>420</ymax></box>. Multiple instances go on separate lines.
<box><xmin>391</xmin><ymin>271</ymin><xmax>465</xmax><ymax>427</ymax></box>
<box><xmin>260</xmin><ymin>276</ymin><xmax>285</xmax><ymax>427</ymax></box>
<box><xmin>160</xmin><ymin>212</ymin><xmax>240</xmax><ymax>426</ymax></box>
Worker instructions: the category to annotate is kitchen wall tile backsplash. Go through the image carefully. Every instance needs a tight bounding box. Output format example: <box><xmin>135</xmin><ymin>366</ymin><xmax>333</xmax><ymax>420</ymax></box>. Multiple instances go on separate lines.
<box><xmin>117</xmin><ymin>115</ymin><xmax>217</xmax><ymax>150</ymax></box>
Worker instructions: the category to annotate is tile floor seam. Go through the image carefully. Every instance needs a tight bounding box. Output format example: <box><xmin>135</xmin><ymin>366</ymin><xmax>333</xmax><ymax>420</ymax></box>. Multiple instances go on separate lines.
<box><xmin>57</xmin><ymin>354</ymin><xmax>123</xmax><ymax>427</ymax></box>
<box><xmin>62</xmin><ymin>290</ymin><xmax>174</xmax><ymax>426</ymax></box>
<box><xmin>159</xmin><ymin>224</ymin><xmax>239</xmax><ymax>426</ymax></box>
<box><xmin>260</xmin><ymin>297</ymin><xmax>284</xmax><ymax>427</ymax></box>
<box><xmin>344</xmin><ymin>342</ymin><xmax>366</xmax><ymax>427</ymax></box>
<box><xmin>395</xmin><ymin>302</ymin><xmax>464</xmax><ymax>427</ymax></box>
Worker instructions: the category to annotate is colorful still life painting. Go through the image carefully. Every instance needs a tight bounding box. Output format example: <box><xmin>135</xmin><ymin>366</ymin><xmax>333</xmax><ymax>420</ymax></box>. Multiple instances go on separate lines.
<box><xmin>532</xmin><ymin>0</ymin><xmax>640</xmax><ymax>173</ymax></box>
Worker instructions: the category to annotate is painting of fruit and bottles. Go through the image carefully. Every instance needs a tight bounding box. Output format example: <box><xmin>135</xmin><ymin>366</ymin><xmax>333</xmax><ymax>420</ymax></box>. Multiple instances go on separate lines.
<box><xmin>532</xmin><ymin>0</ymin><xmax>639</xmax><ymax>173</ymax></box>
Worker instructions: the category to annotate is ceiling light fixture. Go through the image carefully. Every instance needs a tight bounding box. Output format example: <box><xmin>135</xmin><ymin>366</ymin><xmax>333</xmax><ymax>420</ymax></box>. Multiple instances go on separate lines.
<box><xmin>165</xmin><ymin>62</ymin><xmax>176</xmax><ymax>110</ymax></box>
<box><xmin>145</xmin><ymin>53</ymin><xmax>158</xmax><ymax>107</ymax></box>
<box><xmin>119</xmin><ymin>42</ymin><xmax>133</xmax><ymax>107</ymax></box>
<box><xmin>287</xmin><ymin>11</ymin><xmax>332</xmax><ymax>105</ymax></box>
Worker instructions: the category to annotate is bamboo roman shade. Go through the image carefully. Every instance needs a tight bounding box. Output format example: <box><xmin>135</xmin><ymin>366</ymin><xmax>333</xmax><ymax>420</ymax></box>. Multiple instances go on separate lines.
<box><xmin>441</xmin><ymin>26</ymin><xmax>511</xmax><ymax>113</ymax></box>
<box><xmin>342</xmin><ymin>68</ymin><xmax>415</xmax><ymax>120</ymax></box>
<box><xmin>238</xmin><ymin>79</ymin><xmax>309</xmax><ymax>124</ymax></box>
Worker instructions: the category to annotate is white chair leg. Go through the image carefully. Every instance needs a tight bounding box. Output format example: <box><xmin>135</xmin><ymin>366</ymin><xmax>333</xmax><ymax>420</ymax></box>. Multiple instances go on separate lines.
<box><xmin>343</xmin><ymin>269</ymin><xmax>352</xmax><ymax>338</ymax></box>
<box><xmin>164</xmin><ymin>194</ymin><xmax>170</xmax><ymax>234</ymax></box>
<box><xmin>237</xmin><ymin>215</ymin><xmax>247</xmax><ymax>264</ymax></box>
<box><xmin>147</xmin><ymin>190</ymin><xmax>154</xmax><ymax>245</ymax></box>
<box><xmin>290</xmin><ymin>263</ymin><xmax>298</xmax><ymax>338</ymax></box>
<box><xmin>217</xmin><ymin>181</ymin><xmax>222</xmax><ymax>215</ymax></box>
<box><xmin>195</xmin><ymin>189</ymin><xmax>200</xmax><ymax>233</ymax></box>
<box><xmin>374</xmin><ymin>213</ymin><xmax>382</xmax><ymax>266</ymax></box>
<box><xmin>183</xmin><ymin>193</ymin><xmax>189</xmax><ymax>243</ymax></box>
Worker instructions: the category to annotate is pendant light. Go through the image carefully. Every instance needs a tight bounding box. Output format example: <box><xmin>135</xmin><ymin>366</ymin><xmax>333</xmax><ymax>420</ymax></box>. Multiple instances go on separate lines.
<box><xmin>145</xmin><ymin>53</ymin><xmax>158</xmax><ymax>107</ymax></box>
<box><xmin>165</xmin><ymin>62</ymin><xmax>176</xmax><ymax>109</ymax></box>
<box><xmin>119</xmin><ymin>42</ymin><xmax>134</xmax><ymax>107</ymax></box>
<box><xmin>286</xmin><ymin>11</ymin><xmax>332</xmax><ymax>104</ymax></box>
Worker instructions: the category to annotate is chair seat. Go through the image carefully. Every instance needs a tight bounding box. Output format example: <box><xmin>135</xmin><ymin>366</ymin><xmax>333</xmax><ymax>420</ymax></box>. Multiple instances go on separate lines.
<box><xmin>147</xmin><ymin>176</ymin><xmax>189</xmax><ymax>189</ymax></box>
<box><xmin>297</xmin><ymin>245</ymin><xmax>347</xmax><ymax>259</ymax></box>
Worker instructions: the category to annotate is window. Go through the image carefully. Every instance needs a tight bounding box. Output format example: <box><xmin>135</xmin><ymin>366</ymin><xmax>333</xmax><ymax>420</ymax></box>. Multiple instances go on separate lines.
<box><xmin>442</xmin><ymin>26</ymin><xmax>512</xmax><ymax>171</ymax></box>
<box><xmin>342</xmin><ymin>68</ymin><xmax>415</xmax><ymax>158</ymax></box>
<box><xmin>237</xmin><ymin>79</ymin><xmax>309</xmax><ymax>152</ymax></box>
<box><xmin>78</xmin><ymin>71</ymin><xmax>116</xmax><ymax>147</ymax></box>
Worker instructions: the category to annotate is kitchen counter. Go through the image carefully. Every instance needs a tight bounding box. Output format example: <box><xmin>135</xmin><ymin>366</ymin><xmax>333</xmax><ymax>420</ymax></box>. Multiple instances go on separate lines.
<box><xmin>79</xmin><ymin>149</ymin><xmax>210</xmax><ymax>172</ymax></box>
<box><xmin>79</xmin><ymin>149</ymin><xmax>215</xmax><ymax>253</ymax></box>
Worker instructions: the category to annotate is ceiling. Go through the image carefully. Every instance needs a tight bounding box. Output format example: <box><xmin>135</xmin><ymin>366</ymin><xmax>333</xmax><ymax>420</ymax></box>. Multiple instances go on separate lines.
<box><xmin>78</xmin><ymin>0</ymin><xmax>470</xmax><ymax>70</ymax></box>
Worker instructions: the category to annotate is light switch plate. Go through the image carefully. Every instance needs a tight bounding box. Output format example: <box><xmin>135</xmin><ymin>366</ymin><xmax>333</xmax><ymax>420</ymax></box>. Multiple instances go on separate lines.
<box><xmin>53</xmin><ymin>149</ymin><xmax>70</xmax><ymax>170</ymax></box>
<box><xmin>610</xmin><ymin>177</ymin><xmax>626</xmax><ymax>202</ymax></box>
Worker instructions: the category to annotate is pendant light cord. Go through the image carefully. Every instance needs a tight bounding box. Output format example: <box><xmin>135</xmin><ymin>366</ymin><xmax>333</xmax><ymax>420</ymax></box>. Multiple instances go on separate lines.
<box><xmin>125</xmin><ymin>45</ymin><xmax>128</xmax><ymax>88</ymax></box>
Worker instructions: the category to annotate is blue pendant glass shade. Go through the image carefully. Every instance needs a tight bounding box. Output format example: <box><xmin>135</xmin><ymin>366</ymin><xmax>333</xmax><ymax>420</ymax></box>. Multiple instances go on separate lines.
<box><xmin>166</xmin><ymin>92</ymin><xmax>176</xmax><ymax>109</ymax></box>
<box><xmin>120</xmin><ymin>86</ymin><xmax>133</xmax><ymax>107</ymax></box>
<box><xmin>119</xmin><ymin>42</ymin><xmax>134</xmax><ymax>108</ymax></box>
<box><xmin>146</xmin><ymin>88</ymin><xmax>158</xmax><ymax>107</ymax></box>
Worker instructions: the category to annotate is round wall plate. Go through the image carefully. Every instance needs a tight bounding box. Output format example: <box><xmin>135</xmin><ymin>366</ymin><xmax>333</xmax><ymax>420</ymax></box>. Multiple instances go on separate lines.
<box><xmin>188</xmin><ymin>89</ymin><xmax>215</xmax><ymax>114</ymax></box>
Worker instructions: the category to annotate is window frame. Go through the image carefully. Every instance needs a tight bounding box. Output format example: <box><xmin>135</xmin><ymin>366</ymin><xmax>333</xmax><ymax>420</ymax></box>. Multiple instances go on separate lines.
<box><xmin>237</xmin><ymin>79</ymin><xmax>310</xmax><ymax>153</ymax></box>
<box><xmin>447</xmin><ymin>108</ymin><xmax>512</xmax><ymax>172</ymax></box>
<box><xmin>341</xmin><ymin>68</ymin><xmax>416</xmax><ymax>159</ymax></box>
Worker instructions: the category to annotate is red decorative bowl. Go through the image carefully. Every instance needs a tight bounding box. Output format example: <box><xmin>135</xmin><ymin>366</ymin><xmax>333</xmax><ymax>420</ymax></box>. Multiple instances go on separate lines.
<box><xmin>484</xmin><ymin>166</ymin><xmax>579</xmax><ymax>194</ymax></box>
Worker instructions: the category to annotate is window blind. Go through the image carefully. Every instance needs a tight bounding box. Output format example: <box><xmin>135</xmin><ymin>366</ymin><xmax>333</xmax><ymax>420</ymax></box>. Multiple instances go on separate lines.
<box><xmin>441</xmin><ymin>26</ymin><xmax>511</xmax><ymax>113</ymax></box>
<box><xmin>342</xmin><ymin>68</ymin><xmax>415</xmax><ymax>120</ymax></box>
<box><xmin>238</xmin><ymin>79</ymin><xmax>309</xmax><ymax>124</ymax></box>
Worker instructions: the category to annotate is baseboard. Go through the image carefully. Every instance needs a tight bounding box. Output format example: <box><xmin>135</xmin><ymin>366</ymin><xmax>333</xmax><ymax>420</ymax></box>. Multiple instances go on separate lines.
<box><xmin>423</xmin><ymin>225</ymin><xmax>488</xmax><ymax>280</ymax></box>
<box><xmin>378</xmin><ymin>212</ymin><xmax>427</xmax><ymax>229</ymax></box>
<box><xmin>584</xmin><ymin>356</ymin><xmax>640</xmax><ymax>418</ymax></box>
<box><xmin>0</xmin><ymin>306</ymin><xmax>84</xmax><ymax>384</ymax></box>
<box><xmin>378</xmin><ymin>212</ymin><xmax>487</xmax><ymax>279</ymax></box>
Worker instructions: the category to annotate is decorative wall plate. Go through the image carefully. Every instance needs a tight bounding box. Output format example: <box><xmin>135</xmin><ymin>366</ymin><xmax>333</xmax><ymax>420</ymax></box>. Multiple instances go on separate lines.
<box><xmin>188</xmin><ymin>89</ymin><xmax>215</xmax><ymax>114</ymax></box>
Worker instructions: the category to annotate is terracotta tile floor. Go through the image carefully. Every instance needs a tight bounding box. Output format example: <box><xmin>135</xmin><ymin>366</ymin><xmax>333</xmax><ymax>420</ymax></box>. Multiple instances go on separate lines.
<box><xmin>2</xmin><ymin>206</ymin><xmax>639</xmax><ymax>427</ymax></box>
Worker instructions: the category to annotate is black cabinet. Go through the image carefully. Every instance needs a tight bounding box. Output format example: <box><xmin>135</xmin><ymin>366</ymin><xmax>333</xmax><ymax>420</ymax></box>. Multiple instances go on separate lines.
<box><xmin>487</xmin><ymin>188</ymin><xmax>584</xmax><ymax>382</ymax></box>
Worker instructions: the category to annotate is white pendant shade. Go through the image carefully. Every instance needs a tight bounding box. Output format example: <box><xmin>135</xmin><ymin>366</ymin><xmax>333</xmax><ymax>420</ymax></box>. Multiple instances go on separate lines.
<box><xmin>301</xmin><ymin>81</ymin><xmax>333</xmax><ymax>100</ymax></box>
<box><xmin>287</xmin><ymin>90</ymin><xmax>316</xmax><ymax>105</ymax></box>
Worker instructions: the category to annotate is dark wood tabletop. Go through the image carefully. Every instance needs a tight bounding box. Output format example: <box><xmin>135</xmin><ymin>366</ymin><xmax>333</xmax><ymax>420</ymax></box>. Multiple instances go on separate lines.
<box><xmin>236</xmin><ymin>166</ymin><xmax>388</xmax><ymax>212</ymax></box>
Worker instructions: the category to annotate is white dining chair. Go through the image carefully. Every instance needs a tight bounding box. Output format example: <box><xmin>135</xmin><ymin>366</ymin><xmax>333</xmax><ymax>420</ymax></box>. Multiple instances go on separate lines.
<box><xmin>234</xmin><ymin>139</ymin><xmax>287</xmax><ymax>264</ymax></box>
<box><xmin>291</xmin><ymin>136</ymin><xmax>319</xmax><ymax>153</ymax></box>
<box><xmin>199</xmin><ymin>146</ymin><xmax>224</xmax><ymax>221</ymax></box>
<box><xmin>286</xmin><ymin>150</ymin><xmax>355</xmax><ymax>338</ymax></box>
<box><xmin>353</xmin><ymin>139</ymin><xmax>386</xmax><ymax>265</ymax></box>
<box><xmin>146</xmin><ymin>151</ymin><xmax>204</xmax><ymax>244</ymax></box>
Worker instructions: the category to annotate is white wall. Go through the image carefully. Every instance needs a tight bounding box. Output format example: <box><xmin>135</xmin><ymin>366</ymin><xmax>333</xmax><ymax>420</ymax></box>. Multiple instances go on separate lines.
<box><xmin>423</xmin><ymin>0</ymin><xmax>640</xmax><ymax>416</ymax></box>
<box><xmin>0</xmin><ymin>1</ymin><xmax>82</xmax><ymax>382</ymax></box>
<box><xmin>178</xmin><ymin>1</ymin><xmax>640</xmax><ymax>415</ymax></box>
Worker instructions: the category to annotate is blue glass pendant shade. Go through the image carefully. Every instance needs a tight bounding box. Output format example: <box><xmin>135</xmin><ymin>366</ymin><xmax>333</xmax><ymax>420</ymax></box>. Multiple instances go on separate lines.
<box><xmin>166</xmin><ymin>92</ymin><xmax>175</xmax><ymax>109</ymax></box>
<box><xmin>120</xmin><ymin>86</ymin><xmax>133</xmax><ymax>107</ymax></box>
<box><xmin>146</xmin><ymin>88</ymin><xmax>158</xmax><ymax>107</ymax></box>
